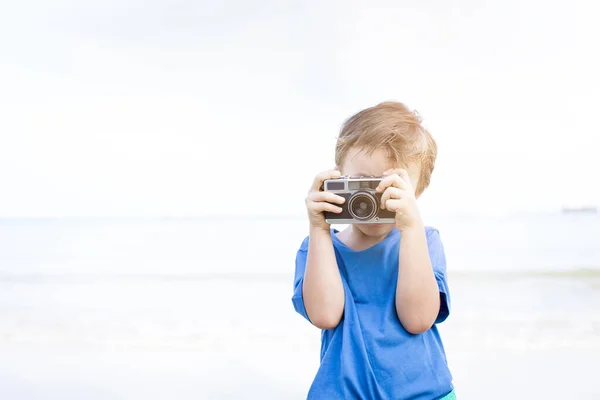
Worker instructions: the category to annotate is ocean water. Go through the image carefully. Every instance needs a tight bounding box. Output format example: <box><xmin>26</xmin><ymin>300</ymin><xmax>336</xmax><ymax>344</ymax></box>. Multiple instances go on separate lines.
<box><xmin>1</xmin><ymin>214</ymin><xmax>599</xmax><ymax>399</ymax></box>
<box><xmin>2</xmin><ymin>213</ymin><xmax>599</xmax><ymax>278</ymax></box>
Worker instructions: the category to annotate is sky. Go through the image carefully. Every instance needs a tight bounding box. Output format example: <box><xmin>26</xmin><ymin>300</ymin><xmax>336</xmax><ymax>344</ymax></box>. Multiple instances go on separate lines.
<box><xmin>1</xmin><ymin>0</ymin><xmax>599</xmax><ymax>218</ymax></box>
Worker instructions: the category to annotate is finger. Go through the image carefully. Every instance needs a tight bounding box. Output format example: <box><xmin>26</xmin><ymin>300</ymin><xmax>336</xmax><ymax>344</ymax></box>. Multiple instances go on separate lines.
<box><xmin>396</xmin><ymin>169</ymin><xmax>413</xmax><ymax>187</ymax></box>
<box><xmin>383</xmin><ymin>168</ymin><xmax>406</xmax><ymax>175</ymax></box>
<box><xmin>385</xmin><ymin>198</ymin><xmax>407</xmax><ymax>213</ymax></box>
<box><xmin>385</xmin><ymin>168</ymin><xmax>413</xmax><ymax>188</ymax></box>
<box><xmin>307</xmin><ymin>191</ymin><xmax>346</xmax><ymax>205</ymax></box>
<box><xmin>380</xmin><ymin>187</ymin><xmax>406</xmax><ymax>209</ymax></box>
<box><xmin>376</xmin><ymin>173</ymin><xmax>407</xmax><ymax>192</ymax></box>
<box><xmin>311</xmin><ymin>169</ymin><xmax>341</xmax><ymax>192</ymax></box>
<box><xmin>310</xmin><ymin>201</ymin><xmax>343</xmax><ymax>214</ymax></box>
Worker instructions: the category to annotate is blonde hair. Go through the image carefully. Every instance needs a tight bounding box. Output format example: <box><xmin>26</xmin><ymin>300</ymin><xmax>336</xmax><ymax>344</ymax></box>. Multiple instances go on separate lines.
<box><xmin>334</xmin><ymin>101</ymin><xmax>437</xmax><ymax>196</ymax></box>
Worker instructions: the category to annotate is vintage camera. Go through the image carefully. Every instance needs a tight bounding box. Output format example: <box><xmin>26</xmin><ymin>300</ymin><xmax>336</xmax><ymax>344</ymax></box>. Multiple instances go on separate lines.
<box><xmin>323</xmin><ymin>176</ymin><xmax>396</xmax><ymax>224</ymax></box>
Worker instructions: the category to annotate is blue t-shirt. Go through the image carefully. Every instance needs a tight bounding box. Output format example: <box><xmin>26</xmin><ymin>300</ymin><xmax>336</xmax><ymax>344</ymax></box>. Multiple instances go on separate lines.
<box><xmin>292</xmin><ymin>227</ymin><xmax>453</xmax><ymax>400</ymax></box>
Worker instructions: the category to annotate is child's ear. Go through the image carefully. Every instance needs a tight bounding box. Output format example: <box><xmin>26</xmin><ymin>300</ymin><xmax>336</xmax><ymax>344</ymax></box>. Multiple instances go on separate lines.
<box><xmin>334</xmin><ymin>165</ymin><xmax>340</xmax><ymax>171</ymax></box>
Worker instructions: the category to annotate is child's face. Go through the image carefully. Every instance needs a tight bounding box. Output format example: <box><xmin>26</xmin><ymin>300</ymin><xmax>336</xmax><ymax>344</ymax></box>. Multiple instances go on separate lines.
<box><xmin>339</xmin><ymin>146</ymin><xmax>421</xmax><ymax>238</ymax></box>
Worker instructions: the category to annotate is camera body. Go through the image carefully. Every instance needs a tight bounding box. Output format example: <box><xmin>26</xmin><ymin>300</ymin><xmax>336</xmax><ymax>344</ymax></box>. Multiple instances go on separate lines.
<box><xmin>323</xmin><ymin>175</ymin><xmax>396</xmax><ymax>224</ymax></box>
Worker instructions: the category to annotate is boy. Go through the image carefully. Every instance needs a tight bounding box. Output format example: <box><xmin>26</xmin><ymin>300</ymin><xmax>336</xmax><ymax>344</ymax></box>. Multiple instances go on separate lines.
<box><xmin>292</xmin><ymin>101</ymin><xmax>455</xmax><ymax>400</ymax></box>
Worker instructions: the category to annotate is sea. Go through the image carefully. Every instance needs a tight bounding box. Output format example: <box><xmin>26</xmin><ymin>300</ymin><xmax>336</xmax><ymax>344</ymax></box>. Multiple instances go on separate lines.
<box><xmin>1</xmin><ymin>214</ymin><xmax>599</xmax><ymax>399</ymax></box>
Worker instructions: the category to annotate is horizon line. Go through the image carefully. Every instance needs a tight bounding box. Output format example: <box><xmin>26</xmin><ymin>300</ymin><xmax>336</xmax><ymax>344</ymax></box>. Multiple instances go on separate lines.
<box><xmin>0</xmin><ymin>209</ymin><xmax>597</xmax><ymax>221</ymax></box>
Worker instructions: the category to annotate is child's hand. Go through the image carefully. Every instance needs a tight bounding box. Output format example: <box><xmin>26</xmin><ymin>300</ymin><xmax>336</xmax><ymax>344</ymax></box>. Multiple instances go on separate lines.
<box><xmin>305</xmin><ymin>168</ymin><xmax>346</xmax><ymax>232</ymax></box>
<box><xmin>376</xmin><ymin>169</ymin><xmax>423</xmax><ymax>232</ymax></box>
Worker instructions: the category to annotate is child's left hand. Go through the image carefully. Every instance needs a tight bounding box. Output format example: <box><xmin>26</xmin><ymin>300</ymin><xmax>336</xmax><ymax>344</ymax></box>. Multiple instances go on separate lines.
<box><xmin>376</xmin><ymin>169</ymin><xmax>423</xmax><ymax>232</ymax></box>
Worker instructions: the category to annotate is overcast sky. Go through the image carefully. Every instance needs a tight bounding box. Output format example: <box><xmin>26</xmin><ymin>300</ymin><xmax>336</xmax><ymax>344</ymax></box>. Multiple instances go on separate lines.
<box><xmin>1</xmin><ymin>0</ymin><xmax>599</xmax><ymax>217</ymax></box>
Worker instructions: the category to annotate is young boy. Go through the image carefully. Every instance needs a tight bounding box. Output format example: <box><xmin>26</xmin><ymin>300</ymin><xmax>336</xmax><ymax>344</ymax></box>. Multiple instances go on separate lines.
<box><xmin>292</xmin><ymin>101</ymin><xmax>455</xmax><ymax>400</ymax></box>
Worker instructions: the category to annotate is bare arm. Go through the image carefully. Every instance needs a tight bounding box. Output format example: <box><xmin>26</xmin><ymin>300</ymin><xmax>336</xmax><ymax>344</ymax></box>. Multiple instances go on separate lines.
<box><xmin>301</xmin><ymin>168</ymin><xmax>347</xmax><ymax>330</ymax></box>
<box><xmin>376</xmin><ymin>168</ymin><xmax>442</xmax><ymax>334</ymax></box>
<box><xmin>395</xmin><ymin>224</ymin><xmax>440</xmax><ymax>334</ymax></box>
<box><xmin>302</xmin><ymin>226</ymin><xmax>345</xmax><ymax>330</ymax></box>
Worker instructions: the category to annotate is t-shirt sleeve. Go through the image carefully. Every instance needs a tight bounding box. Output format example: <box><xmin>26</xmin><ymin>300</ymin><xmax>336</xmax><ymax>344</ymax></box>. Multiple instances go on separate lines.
<box><xmin>427</xmin><ymin>228</ymin><xmax>451</xmax><ymax>324</ymax></box>
<box><xmin>291</xmin><ymin>236</ymin><xmax>311</xmax><ymax>323</ymax></box>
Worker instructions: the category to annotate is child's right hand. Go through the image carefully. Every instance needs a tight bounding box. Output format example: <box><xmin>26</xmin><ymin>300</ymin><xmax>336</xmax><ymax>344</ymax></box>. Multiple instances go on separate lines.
<box><xmin>305</xmin><ymin>169</ymin><xmax>346</xmax><ymax>232</ymax></box>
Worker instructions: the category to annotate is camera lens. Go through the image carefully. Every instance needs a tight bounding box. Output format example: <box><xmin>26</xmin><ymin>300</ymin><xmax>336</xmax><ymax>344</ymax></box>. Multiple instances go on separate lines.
<box><xmin>348</xmin><ymin>192</ymin><xmax>377</xmax><ymax>221</ymax></box>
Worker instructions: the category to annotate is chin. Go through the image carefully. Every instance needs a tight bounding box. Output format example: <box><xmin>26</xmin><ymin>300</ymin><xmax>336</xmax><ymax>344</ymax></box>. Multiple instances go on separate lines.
<box><xmin>355</xmin><ymin>223</ymin><xmax>395</xmax><ymax>238</ymax></box>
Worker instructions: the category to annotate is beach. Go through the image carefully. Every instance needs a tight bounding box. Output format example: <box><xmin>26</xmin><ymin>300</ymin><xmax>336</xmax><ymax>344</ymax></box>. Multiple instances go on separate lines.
<box><xmin>1</xmin><ymin>216</ymin><xmax>599</xmax><ymax>399</ymax></box>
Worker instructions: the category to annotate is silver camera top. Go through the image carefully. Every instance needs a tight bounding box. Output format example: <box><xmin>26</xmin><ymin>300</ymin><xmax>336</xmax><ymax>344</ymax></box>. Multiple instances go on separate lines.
<box><xmin>338</xmin><ymin>174</ymin><xmax>380</xmax><ymax>179</ymax></box>
<box><xmin>324</xmin><ymin>175</ymin><xmax>383</xmax><ymax>193</ymax></box>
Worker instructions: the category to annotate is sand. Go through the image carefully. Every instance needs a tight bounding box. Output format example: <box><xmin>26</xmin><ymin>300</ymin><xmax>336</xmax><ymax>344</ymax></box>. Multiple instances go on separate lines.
<box><xmin>1</xmin><ymin>276</ymin><xmax>599</xmax><ymax>399</ymax></box>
